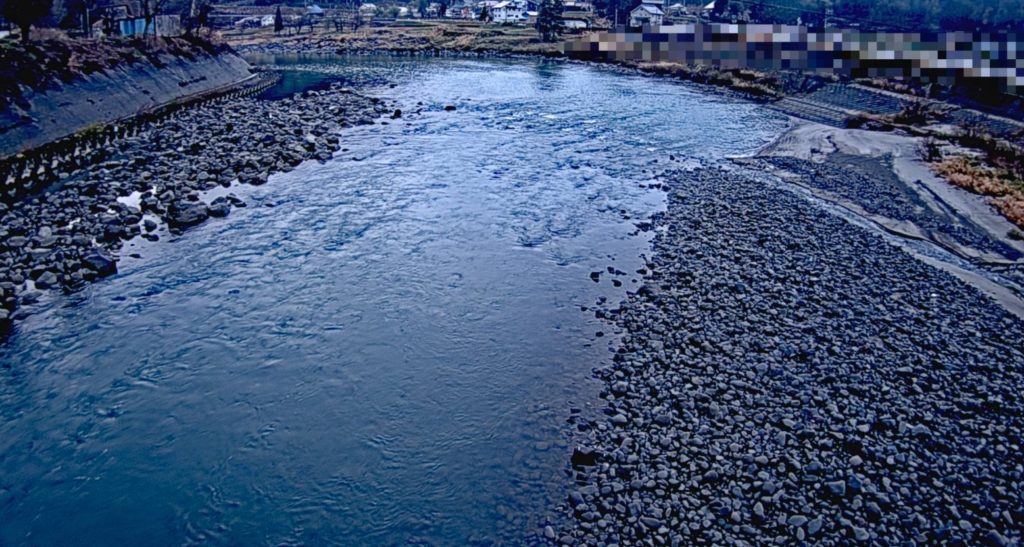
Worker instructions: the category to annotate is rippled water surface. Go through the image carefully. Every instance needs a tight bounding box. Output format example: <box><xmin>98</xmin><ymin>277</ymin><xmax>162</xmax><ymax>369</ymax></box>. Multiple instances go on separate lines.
<box><xmin>0</xmin><ymin>56</ymin><xmax>786</xmax><ymax>545</ymax></box>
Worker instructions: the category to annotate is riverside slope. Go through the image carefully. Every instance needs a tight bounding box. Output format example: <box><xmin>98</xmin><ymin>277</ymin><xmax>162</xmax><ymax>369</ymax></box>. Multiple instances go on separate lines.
<box><xmin>0</xmin><ymin>44</ymin><xmax>252</xmax><ymax>158</ymax></box>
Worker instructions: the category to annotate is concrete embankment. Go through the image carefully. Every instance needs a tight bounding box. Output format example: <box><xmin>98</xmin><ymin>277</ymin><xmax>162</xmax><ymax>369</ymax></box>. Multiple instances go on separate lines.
<box><xmin>0</xmin><ymin>45</ymin><xmax>253</xmax><ymax>159</ymax></box>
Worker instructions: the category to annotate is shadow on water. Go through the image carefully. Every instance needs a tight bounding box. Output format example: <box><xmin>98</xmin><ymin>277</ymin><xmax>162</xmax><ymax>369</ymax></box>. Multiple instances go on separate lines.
<box><xmin>257</xmin><ymin>69</ymin><xmax>346</xmax><ymax>100</ymax></box>
<box><xmin>0</xmin><ymin>55</ymin><xmax>787</xmax><ymax>545</ymax></box>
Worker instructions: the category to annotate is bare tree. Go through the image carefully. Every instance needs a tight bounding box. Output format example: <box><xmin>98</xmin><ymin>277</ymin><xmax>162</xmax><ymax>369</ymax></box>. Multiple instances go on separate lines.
<box><xmin>141</xmin><ymin>0</ymin><xmax>169</xmax><ymax>37</ymax></box>
<box><xmin>183</xmin><ymin>0</ymin><xmax>211</xmax><ymax>35</ymax></box>
<box><xmin>2</xmin><ymin>0</ymin><xmax>55</xmax><ymax>42</ymax></box>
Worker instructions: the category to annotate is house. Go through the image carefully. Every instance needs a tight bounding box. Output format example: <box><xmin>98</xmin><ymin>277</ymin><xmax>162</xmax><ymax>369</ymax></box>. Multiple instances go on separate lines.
<box><xmin>113</xmin><ymin>14</ymin><xmax>182</xmax><ymax>36</ymax></box>
<box><xmin>260</xmin><ymin>14</ymin><xmax>276</xmax><ymax>26</ymax></box>
<box><xmin>306</xmin><ymin>4</ymin><xmax>325</xmax><ymax>17</ymax></box>
<box><xmin>87</xmin><ymin>0</ymin><xmax>184</xmax><ymax>35</ymax></box>
<box><xmin>491</xmin><ymin>0</ymin><xmax>526</xmax><ymax>23</ymax></box>
<box><xmin>475</xmin><ymin>0</ymin><xmax>499</xmax><ymax>19</ymax></box>
<box><xmin>95</xmin><ymin>0</ymin><xmax>133</xmax><ymax>21</ymax></box>
<box><xmin>358</xmin><ymin>2</ymin><xmax>378</xmax><ymax>21</ymax></box>
<box><xmin>629</xmin><ymin>0</ymin><xmax>663</xmax><ymax>27</ymax></box>
<box><xmin>447</xmin><ymin>0</ymin><xmax>474</xmax><ymax>18</ymax></box>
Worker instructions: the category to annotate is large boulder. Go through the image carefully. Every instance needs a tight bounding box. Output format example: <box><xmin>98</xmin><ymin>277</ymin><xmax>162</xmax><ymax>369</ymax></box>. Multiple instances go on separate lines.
<box><xmin>166</xmin><ymin>201</ymin><xmax>209</xmax><ymax>229</ymax></box>
<box><xmin>34</xmin><ymin>271</ymin><xmax>59</xmax><ymax>290</ymax></box>
<box><xmin>208</xmin><ymin>197</ymin><xmax>231</xmax><ymax>218</ymax></box>
<box><xmin>81</xmin><ymin>249</ymin><xmax>118</xmax><ymax>278</ymax></box>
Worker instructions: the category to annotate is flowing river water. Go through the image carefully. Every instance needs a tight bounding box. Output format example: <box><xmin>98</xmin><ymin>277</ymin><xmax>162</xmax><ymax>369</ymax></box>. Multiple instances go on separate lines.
<box><xmin>0</xmin><ymin>56</ymin><xmax>786</xmax><ymax>545</ymax></box>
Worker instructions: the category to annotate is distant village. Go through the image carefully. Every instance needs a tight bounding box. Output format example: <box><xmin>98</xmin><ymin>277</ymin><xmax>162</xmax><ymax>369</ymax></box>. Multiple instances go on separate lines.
<box><xmin>2</xmin><ymin>0</ymin><xmax>1019</xmax><ymax>43</ymax></box>
<box><xmin>0</xmin><ymin>0</ymin><xmax>718</xmax><ymax>40</ymax></box>
<box><xmin>215</xmin><ymin>0</ymin><xmax>715</xmax><ymax>33</ymax></box>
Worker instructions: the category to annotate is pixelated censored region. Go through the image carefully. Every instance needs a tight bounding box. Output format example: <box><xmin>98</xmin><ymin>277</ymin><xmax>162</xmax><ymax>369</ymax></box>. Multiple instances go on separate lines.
<box><xmin>565</xmin><ymin>24</ymin><xmax>1024</xmax><ymax>94</ymax></box>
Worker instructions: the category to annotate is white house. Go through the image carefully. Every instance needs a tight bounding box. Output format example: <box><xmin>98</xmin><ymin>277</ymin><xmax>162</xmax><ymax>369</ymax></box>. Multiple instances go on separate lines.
<box><xmin>491</xmin><ymin>0</ymin><xmax>526</xmax><ymax>23</ymax></box>
<box><xmin>629</xmin><ymin>0</ymin><xmax>664</xmax><ymax>27</ymax></box>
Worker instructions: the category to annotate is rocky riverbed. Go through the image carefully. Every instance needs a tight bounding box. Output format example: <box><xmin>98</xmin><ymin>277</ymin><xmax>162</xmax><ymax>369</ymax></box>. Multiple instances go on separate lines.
<box><xmin>553</xmin><ymin>165</ymin><xmax>1024</xmax><ymax>545</ymax></box>
<box><xmin>0</xmin><ymin>83</ymin><xmax>390</xmax><ymax>335</ymax></box>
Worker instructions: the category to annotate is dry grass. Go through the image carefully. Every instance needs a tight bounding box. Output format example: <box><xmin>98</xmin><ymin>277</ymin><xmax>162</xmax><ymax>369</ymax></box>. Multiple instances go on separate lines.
<box><xmin>933</xmin><ymin>155</ymin><xmax>1024</xmax><ymax>229</ymax></box>
<box><xmin>856</xmin><ymin>77</ymin><xmax>922</xmax><ymax>97</ymax></box>
<box><xmin>225</xmin><ymin>22</ymin><xmax>562</xmax><ymax>55</ymax></box>
<box><xmin>631</xmin><ymin>61</ymin><xmax>782</xmax><ymax>99</ymax></box>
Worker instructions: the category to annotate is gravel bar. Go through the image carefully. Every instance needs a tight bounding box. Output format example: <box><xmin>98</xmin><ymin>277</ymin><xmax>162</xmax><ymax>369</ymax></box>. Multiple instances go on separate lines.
<box><xmin>553</xmin><ymin>166</ymin><xmax>1024</xmax><ymax>546</ymax></box>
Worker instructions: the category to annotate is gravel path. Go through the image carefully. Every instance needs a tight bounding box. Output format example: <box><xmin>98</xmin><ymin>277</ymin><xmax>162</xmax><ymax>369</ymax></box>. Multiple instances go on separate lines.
<box><xmin>554</xmin><ymin>166</ymin><xmax>1024</xmax><ymax>546</ymax></box>
<box><xmin>0</xmin><ymin>84</ymin><xmax>390</xmax><ymax>334</ymax></box>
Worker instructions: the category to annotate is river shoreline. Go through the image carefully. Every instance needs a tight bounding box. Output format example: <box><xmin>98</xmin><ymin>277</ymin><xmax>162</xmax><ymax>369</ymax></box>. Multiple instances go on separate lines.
<box><xmin>3</xmin><ymin>49</ymin><xmax>1023</xmax><ymax>546</ymax></box>
<box><xmin>0</xmin><ymin>83</ymin><xmax>390</xmax><ymax>336</ymax></box>
<box><xmin>236</xmin><ymin>38</ymin><xmax>793</xmax><ymax>103</ymax></box>
<box><xmin>552</xmin><ymin>163</ymin><xmax>1024</xmax><ymax>545</ymax></box>
<box><xmin>0</xmin><ymin>43</ymin><xmax>795</xmax><ymax>337</ymax></box>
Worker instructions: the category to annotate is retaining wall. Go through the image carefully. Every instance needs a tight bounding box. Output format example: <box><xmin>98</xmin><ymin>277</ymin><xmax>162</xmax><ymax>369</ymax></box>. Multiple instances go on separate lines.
<box><xmin>0</xmin><ymin>50</ymin><xmax>253</xmax><ymax>158</ymax></box>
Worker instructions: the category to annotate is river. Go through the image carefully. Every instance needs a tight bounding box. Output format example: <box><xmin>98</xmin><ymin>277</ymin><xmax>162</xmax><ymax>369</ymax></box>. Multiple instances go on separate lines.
<box><xmin>0</xmin><ymin>56</ymin><xmax>786</xmax><ymax>545</ymax></box>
